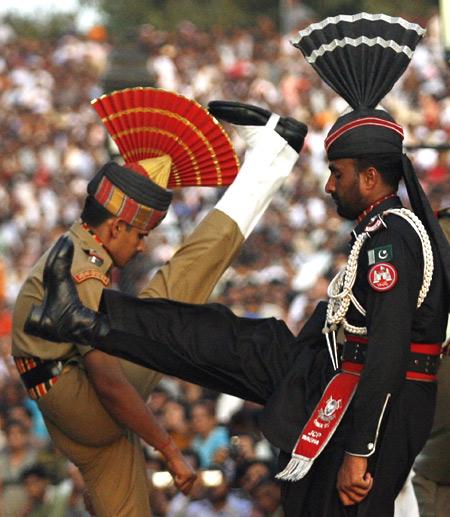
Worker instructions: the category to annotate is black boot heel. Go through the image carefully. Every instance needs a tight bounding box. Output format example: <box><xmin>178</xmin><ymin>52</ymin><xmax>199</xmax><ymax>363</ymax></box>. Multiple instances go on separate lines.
<box><xmin>23</xmin><ymin>234</ymin><xmax>110</xmax><ymax>346</ymax></box>
<box><xmin>24</xmin><ymin>235</ymin><xmax>75</xmax><ymax>342</ymax></box>
<box><xmin>24</xmin><ymin>303</ymin><xmax>59</xmax><ymax>342</ymax></box>
<box><xmin>25</xmin><ymin>304</ymin><xmax>44</xmax><ymax>333</ymax></box>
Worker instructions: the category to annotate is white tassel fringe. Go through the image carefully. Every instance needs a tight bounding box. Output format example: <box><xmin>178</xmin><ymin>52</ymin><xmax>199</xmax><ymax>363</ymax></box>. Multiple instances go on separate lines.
<box><xmin>275</xmin><ymin>455</ymin><xmax>313</xmax><ymax>482</ymax></box>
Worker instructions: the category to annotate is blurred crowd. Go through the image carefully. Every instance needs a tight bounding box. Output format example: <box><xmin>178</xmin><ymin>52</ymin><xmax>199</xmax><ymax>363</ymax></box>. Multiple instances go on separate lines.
<box><xmin>0</xmin><ymin>11</ymin><xmax>448</xmax><ymax>516</ymax></box>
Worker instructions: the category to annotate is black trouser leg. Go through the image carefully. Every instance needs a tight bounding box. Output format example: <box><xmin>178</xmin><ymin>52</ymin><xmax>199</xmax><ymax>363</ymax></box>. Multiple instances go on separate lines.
<box><xmin>98</xmin><ymin>290</ymin><xmax>296</xmax><ymax>405</ymax></box>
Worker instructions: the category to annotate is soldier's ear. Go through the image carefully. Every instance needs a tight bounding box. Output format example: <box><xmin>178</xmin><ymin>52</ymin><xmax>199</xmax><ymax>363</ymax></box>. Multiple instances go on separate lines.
<box><xmin>108</xmin><ymin>217</ymin><xmax>122</xmax><ymax>238</ymax></box>
<box><xmin>361</xmin><ymin>166</ymin><xmax>378</xmax><ymax>190</ymax></box>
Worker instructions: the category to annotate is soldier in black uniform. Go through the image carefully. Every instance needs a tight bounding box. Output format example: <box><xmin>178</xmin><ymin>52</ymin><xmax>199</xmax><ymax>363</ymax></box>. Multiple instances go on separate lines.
<box><xmin>25</xmin><ymin>14</ymin><xmax>450</xmax><ymax>517</ymax></box>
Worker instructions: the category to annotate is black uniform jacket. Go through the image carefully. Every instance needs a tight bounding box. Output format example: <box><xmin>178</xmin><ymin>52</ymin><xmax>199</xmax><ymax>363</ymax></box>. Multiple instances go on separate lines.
<box><xmin>260</xmin><ymin>196</ymin><xmax>448</xmax><ymax>455</ymax></box>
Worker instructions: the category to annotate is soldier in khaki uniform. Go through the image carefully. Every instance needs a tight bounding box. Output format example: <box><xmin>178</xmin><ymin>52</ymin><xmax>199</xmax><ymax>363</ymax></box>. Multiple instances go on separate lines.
<box><xmin>412</xmin><ymin>207</ymin><xmax>450</xmax><ymax>517</ymax></box>
<box><xmin>12</xmin><ymin>97</ymin><xmax>306</xmax><ymax>516</ymax></box>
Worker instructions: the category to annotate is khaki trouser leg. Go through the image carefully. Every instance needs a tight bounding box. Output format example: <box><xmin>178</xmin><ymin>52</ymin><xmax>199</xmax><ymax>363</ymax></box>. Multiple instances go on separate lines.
<box><xmin>139</xmin><ymin>210</ymin><xmax>244</xmax><ymax>303</ymax></box>
<box><xmin>413</xmin><ymin>472</ymin><xmax>450</xmax><ymax>517</ymax></box>
<box><xmin>39</xmin><ymin>366</ymin><xmax>151</xmax><ymax>516</ymax></box>
<box><xmin>45</xmin><ymin>419</ymin><xmax>150</xmax><ymax>517</ymax></box>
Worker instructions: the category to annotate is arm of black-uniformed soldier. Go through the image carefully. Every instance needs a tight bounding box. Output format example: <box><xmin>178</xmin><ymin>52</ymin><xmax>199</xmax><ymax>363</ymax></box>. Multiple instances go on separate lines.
<box><xmin>84</xmin><ymin>349</ymin><xmax>196</xmax><ymax>494</ymax></box>
<box><xmin>337</xmin><ymin>223</ymin><xmax>422</xmax><ymax>505</ymax></box>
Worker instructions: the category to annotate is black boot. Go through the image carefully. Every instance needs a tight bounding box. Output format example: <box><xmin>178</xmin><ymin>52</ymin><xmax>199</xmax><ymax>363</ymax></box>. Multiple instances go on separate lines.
<box><xmin>207</xmin><ymin>100</ymin><xmax>307</xmax><ymax>153</ymax></box>
<box><xmin>24</xmin><ymin>235</ymin><xmax>110</xmax><ymax>346</ymax></box>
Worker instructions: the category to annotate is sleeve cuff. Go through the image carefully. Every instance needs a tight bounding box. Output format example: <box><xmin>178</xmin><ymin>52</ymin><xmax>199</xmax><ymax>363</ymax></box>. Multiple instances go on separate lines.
<box><xmin>345</xmin><ymin>393</ymin><xmax>391</xmax><ymax>457</ymax></box>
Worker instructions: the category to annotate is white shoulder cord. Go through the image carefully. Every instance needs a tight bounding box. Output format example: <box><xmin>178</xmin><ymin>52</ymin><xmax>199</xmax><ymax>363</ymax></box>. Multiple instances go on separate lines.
<box><xmin>323</xmin><ymin>208</ymin><xmax>434</xmax><ymax>370</ymax></box>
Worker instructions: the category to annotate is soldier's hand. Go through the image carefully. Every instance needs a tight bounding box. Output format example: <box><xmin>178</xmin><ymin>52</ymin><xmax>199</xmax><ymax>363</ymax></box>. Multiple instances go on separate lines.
<box><xmin>166</xmin><ymin>454</ymin><xmax>197</xmax><ymax>495</ymax></box>
<box><xmin>337</xmin><ymin>454</ymin><xmax>373</xmax><ymax>506</ymax></box>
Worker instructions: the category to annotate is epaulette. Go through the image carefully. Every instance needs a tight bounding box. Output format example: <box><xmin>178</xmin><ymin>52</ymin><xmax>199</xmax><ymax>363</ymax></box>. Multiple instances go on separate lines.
<box><xmin>352</xmin><ymin>213</ymin><xmax>387</xmax><ymax>239</ymax></box>
<box><xmin>363</xmin><ymin>213</ymin><xmax>387</xmax><ymax>236</ymax></box>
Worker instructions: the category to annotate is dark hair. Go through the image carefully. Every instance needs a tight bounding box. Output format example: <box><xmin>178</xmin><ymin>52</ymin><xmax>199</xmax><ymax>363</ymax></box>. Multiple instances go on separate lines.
<box><xmin>81</xmin><ymin>195</ymin><xmax>136</xmax><ymax>232</ymax></box>
<box><xmin>234</xmin><ymin>459</ymin><xmax>274</xmax><ymax>483</ymax></box>
<box><xmin>80</xmin><ymin>195</ymin><xmax>113</xmax><ymax>227</ymax></box>
<box><xmin>180</xmin><ymin>448</ymin><xmax>201</xmax><ymax>470</ymax></box>
<box><xmin>250</xmin><ymin>475</ymin><xmax>280</xmax><ymax>495</ymax></box>
<box><xmin>192</xmin><ymin>399</ymin><xmax>216</xmax><ymax>418</ymax></box>
<box><xmin>20</xmin><ymin>464</ymin><xmax>49</xmax><ymax>482</ymax></box>
<box><xmin>8</xmin><ymin>404</ymin><xmax>33</xmax><ymax>419</ymax></box>
<box><xmin>353</xmin><ymin>154</ymin><xmax>403</xmax><ymax>190</ymax></box>
<box><xmin>5</xmin><ymin>418</ymin><xmax>27</xmax><ymax>434</ymax></box>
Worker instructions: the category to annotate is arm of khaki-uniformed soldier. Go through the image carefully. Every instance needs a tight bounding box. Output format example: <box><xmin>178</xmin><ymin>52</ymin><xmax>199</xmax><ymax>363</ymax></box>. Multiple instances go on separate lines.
<box><xmin>83</xmin><ymin>349</ymin><xmax>196</xmax><ymax>494</ymax></box>
<box><xmin>75</xmin><ymin>275</ymin><xmax>196</xmax><ymax>492</ymax></box>
<box><xmin>139</xmin><ymin>209</ymin><xmax>244</xmax><ymax>303</ymax></box>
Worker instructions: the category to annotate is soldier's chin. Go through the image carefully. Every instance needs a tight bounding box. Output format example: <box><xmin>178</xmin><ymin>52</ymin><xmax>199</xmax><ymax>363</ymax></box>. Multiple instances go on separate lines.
<box><xmin>336</xmin><ymin>204</ymin><xmax>358</xmax><ymax>221</ymax></box>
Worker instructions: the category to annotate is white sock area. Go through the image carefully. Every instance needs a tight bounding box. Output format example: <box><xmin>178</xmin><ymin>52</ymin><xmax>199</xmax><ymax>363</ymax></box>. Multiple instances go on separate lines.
<box><xmin>215</xmin><ymin>120</ymin><xmax>298</xmax><ymax>238</ymax></box>
<box><xmin>233</xmin><ymin>112</ymin><xmax>280</xmax><ymax>148</ymax></box>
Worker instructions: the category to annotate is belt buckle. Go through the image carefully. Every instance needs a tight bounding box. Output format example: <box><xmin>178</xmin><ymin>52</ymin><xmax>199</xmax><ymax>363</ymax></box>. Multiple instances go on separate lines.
<box><xmin>50</xmin><ymin>361</ymin><xmax>63</xmax><ymax>377</ymax></box>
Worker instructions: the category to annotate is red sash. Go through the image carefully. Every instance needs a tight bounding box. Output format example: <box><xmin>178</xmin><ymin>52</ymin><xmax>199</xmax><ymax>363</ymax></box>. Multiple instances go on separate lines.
<box><xmin>276</xmin><ymin>339</ymin><xmax>441</xmax><ymax>482</ymax></box>
<box><xmin>276</xmin><ymin>371</ymin><xmax>359</xmax><ymax>481</ymax></box>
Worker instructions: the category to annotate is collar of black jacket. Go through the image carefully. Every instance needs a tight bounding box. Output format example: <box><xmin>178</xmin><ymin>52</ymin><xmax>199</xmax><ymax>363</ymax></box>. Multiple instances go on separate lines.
<box><xmin>351</xmin><ymin>195</ymin><xmax>402</xmax><ymax>241</ymax></box>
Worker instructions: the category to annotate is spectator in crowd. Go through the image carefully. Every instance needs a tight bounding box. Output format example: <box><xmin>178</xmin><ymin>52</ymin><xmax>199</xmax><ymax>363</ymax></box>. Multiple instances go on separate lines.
<box><xmin>191</xmin><ymin>400</ymin><xmax>230</xmax><ymax>469</ymax></box>
<box><xmin>163</xmin><ymin>398</ymin><xmax>194</xmax><ymax>451</ymax></box>
<box><xmin>20</xmin><ymin>462</ymin><xmax>90</xmax><ymax>517</ymax></box>
<box><xmin>236</xmin><ymin>460</ymin><xmax>274</xmax><ymax>496</ymax></box>
<box><xmin>20</xmin><ymin>464</ymin><xmax>66</xmax><ymax>516</ymax></box>
<box><xmin>0</xmin><ymin>419</ymin><xmax>38</xmax><ymax>516</ymax></box>
<box><xmin>250</xmin><ymin>477</ymin><xmax>283</xmax><ymax>517</ymax></box>
<box><xmin>183</xmin><ymin>466</ymin><xmax>252</xmax><ymax>517</ymax></box>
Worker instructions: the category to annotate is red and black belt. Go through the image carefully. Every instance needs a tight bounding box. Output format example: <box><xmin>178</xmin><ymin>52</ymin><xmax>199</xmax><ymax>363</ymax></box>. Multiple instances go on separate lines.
<box><xmin>14</xmin><ymin>357</ymin><xmax>63</xmax><ymax>400</ymax></box>
<box><xmin>276</xmin><ymin>332</ymin><xmax>442</xmax><ymax>481</ymax></box>
<box><xmin>342</xmin><ymin>333</ymin><xmax>442</xmax><ymax>382</ymax></box>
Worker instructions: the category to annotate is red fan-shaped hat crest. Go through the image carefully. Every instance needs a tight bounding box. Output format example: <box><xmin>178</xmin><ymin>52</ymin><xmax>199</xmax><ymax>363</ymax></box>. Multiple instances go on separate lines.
<box><xmin>91</xmin><ymin>87</ymin><xmax>239</xmax><ymax>188</ymax></box>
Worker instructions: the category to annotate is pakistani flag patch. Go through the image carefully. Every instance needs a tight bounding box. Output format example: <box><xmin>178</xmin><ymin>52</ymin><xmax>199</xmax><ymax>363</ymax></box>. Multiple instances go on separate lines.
<box><xmin>368</xmin><ymin>244</ymin><xmax>393</xmax><ymax>265</ymax></box>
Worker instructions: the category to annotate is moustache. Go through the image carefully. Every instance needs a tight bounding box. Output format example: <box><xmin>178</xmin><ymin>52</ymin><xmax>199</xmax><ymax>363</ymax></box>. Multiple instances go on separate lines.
<box><xmin>331</xmin><ymin>194</ymin><xmax>339</xmax><ymax>204</ymax></box>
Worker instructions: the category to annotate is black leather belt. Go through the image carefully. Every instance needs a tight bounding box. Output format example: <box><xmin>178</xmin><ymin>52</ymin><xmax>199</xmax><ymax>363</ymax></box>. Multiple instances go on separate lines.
<box><xmin>342</xmin><ymin>334</ymin><xmax>442</xmax><ymax>381</ymax></box>
<box><xmin>342</xmin><ymin>341</ymin><xmax>440</xmax><ymax>375</ymax></box>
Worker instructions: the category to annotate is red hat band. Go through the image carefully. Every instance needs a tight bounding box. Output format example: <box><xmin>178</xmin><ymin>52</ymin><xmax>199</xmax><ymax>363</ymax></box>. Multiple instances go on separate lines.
<box><xmin>94</xmin><ymin>176</ymin><xmax>167</xmax><ymax>231</ymax></box>
<box><xmin>325</xmin><ymin>117</ymin><xmax>404</xmax><ymax>152</ymax></box>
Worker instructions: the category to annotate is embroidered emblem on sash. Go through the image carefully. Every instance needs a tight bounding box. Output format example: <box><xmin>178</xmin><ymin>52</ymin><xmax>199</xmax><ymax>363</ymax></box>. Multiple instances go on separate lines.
<box><xmin>368</xmin><ymin>262</ymin><xmax>398</xmax><ymax>291</ymax></box>
<box><xmin>314</xmin><ymin>396</ymin><xmax>342</xmax><ymax>428</ymax></box>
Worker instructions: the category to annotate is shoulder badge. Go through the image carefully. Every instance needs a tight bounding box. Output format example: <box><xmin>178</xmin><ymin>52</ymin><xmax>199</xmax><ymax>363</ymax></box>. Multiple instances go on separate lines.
<box><xmin>368</xmin><ymin>262</ymin><xmax>398</xmax><ymax>292</ymax></box>
<box><xmin>73</xmin><ymin>270</ymin><xmax>110</xmax><ymax>286</ymax></box>
<box><xmin>368</xmin><ymin>244</ymin><xmax>393</xmax><ymax>265</ymax></box>
<box><xmin>87</xmin><ymin>249</ymin><xmax>104</xmax><ymax>267</ymax></box>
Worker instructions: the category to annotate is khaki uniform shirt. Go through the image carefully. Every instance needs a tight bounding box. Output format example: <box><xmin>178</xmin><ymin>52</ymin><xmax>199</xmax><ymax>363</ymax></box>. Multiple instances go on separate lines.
<box><xmin>12</xmin><ymin>221</ymin><xmax>162</xmax><ymax>399</ymax></box>
<box><xmin>11</xmin><ymin>209</ymin><xmax>243</xmax><ymax>517</ymax></box>
<box><xmin>13</xmin><ymin>210</ymin><xmax>244</xmax><ymax>401</ymax></box>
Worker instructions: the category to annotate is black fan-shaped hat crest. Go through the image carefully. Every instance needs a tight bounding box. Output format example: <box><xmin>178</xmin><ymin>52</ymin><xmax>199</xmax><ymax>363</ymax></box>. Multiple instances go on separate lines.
<box><xmin>293</xmin><ymin>13</ymin><xmax>425</xmax><ymax>109</ymax></box>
